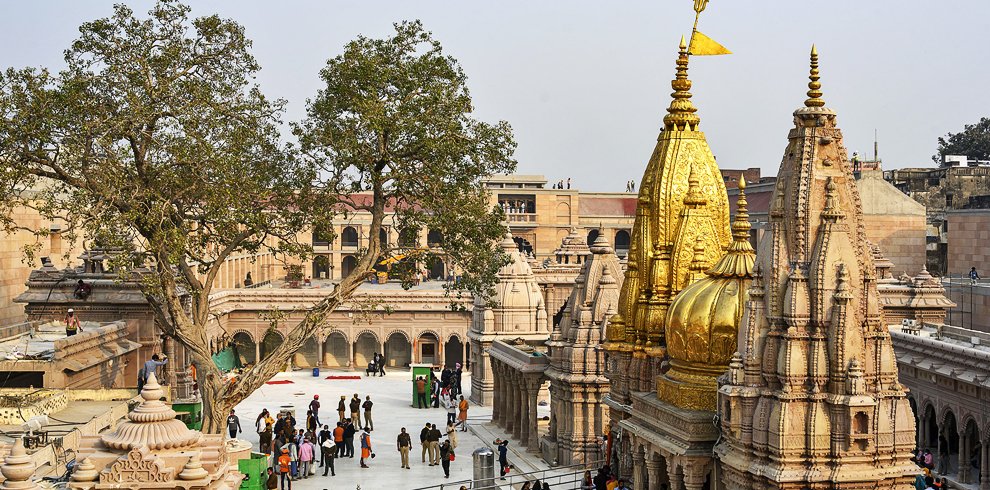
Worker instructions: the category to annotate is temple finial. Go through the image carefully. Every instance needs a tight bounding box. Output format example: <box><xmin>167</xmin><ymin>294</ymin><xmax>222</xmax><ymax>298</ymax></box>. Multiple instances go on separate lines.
<box><xmin>731</xmin><ymin>180</ymin><xmax>752</xmax><ymax>243</ymax></box>
<box><xmin>683</xmin><ymin>166</ymin><xmax>707</xmax><ymax>207</ymax></box>
<box><xmin>664</xmin><ymin>37</ymin><xmax>701</xmax><ymax>131</ymax></box>
<box><xmin>805</xmin><ymin>44</ymin><xmax>825</xmax><ymax>108</ymax></box>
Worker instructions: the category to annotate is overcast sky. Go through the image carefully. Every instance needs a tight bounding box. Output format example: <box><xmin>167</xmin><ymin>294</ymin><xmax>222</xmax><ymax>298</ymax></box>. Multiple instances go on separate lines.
<box><xmin>3</xmin><ymin>1</ymin><xmax>989</xmax><ymax>192</ymax></box>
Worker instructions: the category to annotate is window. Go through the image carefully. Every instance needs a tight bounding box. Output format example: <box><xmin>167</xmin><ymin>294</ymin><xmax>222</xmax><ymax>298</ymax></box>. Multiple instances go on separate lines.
<box><xmin>341</xmin><ymin>226</ymin><xmax>359</xmax><ymax>247</ymax></box>
<box><xmin>312</xmin><ymin>225</ymin><xmax>333</xmax><ymax>247</ymax></box>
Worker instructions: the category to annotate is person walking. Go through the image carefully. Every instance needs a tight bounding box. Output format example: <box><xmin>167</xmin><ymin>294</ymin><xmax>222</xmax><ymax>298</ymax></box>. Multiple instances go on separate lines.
<box><xmin>64</xmin><ymin>308</ymin><xmax>82</xmax><ymax>336</ymax></box>
<box><xmin>226</xmin><ymin>409</ymin><xmax>242</xmax><ymax>440</ymax></box>
<box><xmin>321</xmin><ymin>435</ymin><xmax>336</xmax><ymax>476</ymax></box>
<box><xmin>305</xmin><ymin>410</ymin><xmax>317</xmax><ymax>434</ymax></box>
<box><xmin>415</xmin><ymin>377</ymin><xmax>428</xmax><ymax>408</ymax></box>
<box><xmin>446</xmin><ymin>422</ymin><xmax>458</xmax><ymax>449</ymax></box>
<box><xmin>397</xmin><ymin>427</ymin><xmax>412</xmax><ymax>469</ymax></box>
<box><xmin>496</xmin><ymin>439</ymin><xmax>510</xmax><ymax>480</ymax></box>
<box><xmin>349</xmin><ymin>394</ymin><xmax>362</xmax><ymax>428</ymax></box>
<box><xmin>308</xmin><ymin>395</ymin><xmax>321</xmax><ymax>427</ymax></box>
<box><xmin>298</xmin><ymin>437</ymin><xmax>315</xmax><ymax>479</ymax></box>
<box><xmin>377</xmin><ymin>353</ymin><xmax>386</xmax><ymax>377</ymax></box>
<box><xmin>332</xmin><ymin>422</ymin><xmax>345</xmax><ymax>461</ymax></box>
<box><xmin>439</xmin><ymin>439</ymin><xmax>453</xmax><ymax>478</ymax></box>
<box><xmin>428</xmin><ymin>424</ymin><xmax>442</xmax><ymax>465</ymax></box>
<box><xmin>457</xmin><ymin>395</ymin><xmax>469</xmax><ymax>432</ymax></box>
<box><xmin>971</xmin><ymin>267</ymin><xmax>981</xmax><ymax>285</ymax></box>
<box><xmin>337</xmin><ymin>395</ymin><xmax>346</xmax><ymax>423</ymax></box>
<box><xmin>265</xmin><ymin>467</ymin><xmax>278</xmax><ymax>490</ymax></box>
<box><xmin>343</xmin><ymin>420</ymin><xmax>356</xmax><ymax>458</ymax></box>
<box><xmin>277</xmin><ymin>449</ymin><xmax>292</xmax><ymax>490</ymax></box>
<box><xmin>359</xmin><ymin>429</ymin><xmax>373</xmax><ymax>468</ymax></box>
<box><xmin>362</xmin><ymin>395</ymin><xmax>374</xmax><ymax>431</ymax></box>
<box><xmin>420</xmin><ymin>423</ymin><xmax>431</xmax><ymax>464</ymax></box>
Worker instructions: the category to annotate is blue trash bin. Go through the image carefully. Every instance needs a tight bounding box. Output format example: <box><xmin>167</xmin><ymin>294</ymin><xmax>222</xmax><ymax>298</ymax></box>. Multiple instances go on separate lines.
<box><xmin>312</xmin><ymin>367</ymin><xmax>320</xmax><ymax>377</ymax></box>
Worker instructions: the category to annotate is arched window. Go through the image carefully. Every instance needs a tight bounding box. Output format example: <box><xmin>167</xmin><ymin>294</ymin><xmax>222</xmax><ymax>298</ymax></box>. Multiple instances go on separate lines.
<box><xmin>399</xmin><ymin>227</ymin><xmax>419</xmax><ymax>248</ymax></box>
<box><xmin>342</xmin><ymin>255</ymin><xmax>358</xmax><ymax>277</ymax></box>
<box><xmin>587</xmin><ymin>229</ymin><xmax>600</xmax><ymax>246</ymax></box>
<box><xmin>614</xmin><ymin>230</ymin><xmax>630</xmax><ymax>257</ymax></box>
<box><xmin>427</xmin><ymin>229</ymin><xmax>444</xmax><ymax>247</ymax></box>
<box><xmin>379</xmin><ymin>228</ymin><xmax>389</xmax><ymax>247</ymax></box>
<box><xmin>312</xmin><ymin>255</ymin><xmax>330</xmax><ymax>279</ymax></box>
<box><xmin>312</xmin><ymin>225</ymin><xmax>333</xmax><ymax>247</ymax></box>
<box><xmin>341</xmin><ymin>226</ymin><xmax>359</xmax><ymax>247</ymax></box>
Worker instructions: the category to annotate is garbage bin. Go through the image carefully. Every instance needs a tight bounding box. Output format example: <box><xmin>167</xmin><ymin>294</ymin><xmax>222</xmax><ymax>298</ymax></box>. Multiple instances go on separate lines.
<box><xmin>472</xmin><ymin>447</ymin><xmax>495</xmax><ymax>489</ymax></box>
<box><xmin>238</xmin><ymin>452</ymin><xmax>271</xmax><ymax>490</ymax></box>
<box><xmin>312</xmin><ymin>367</ymin><xmax>320</xmax><ymax>377</ymax></box>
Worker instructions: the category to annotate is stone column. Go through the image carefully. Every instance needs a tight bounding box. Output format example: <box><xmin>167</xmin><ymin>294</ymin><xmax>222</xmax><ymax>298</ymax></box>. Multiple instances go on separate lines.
<box><xmin>347</xmin><ymin>340</ymin><xmax>354</xmax><ymax>368</ymax></box>
<box><xmin>959</xmin><ymin>429</ymin><xmax>969</xmax><ymax>482</ymax></box>
<box><xmin>667</xmin><ymin>459</ymin><xmax>684</xmax><ymax>490</ymax></box>
<box><xmin>919</xmin><ymin>412</ymin><xmax>928</xmax><ymax>449</ymax></box>
<box><xmin>317</xmin><ymin>338</ymin><xmax>324</xmax><ymax>367</ymax></box>
<box><xmin>410</xmin><ymin>341</ymin><xmax>416</xmax><ymax>365</ymax></box>
<box><xmin>682</xmin><ymin>461</ymin><xmax>707</xmax><ymax>490</ymax></box>
<box><xmin>255</xmin><ymin>340</ymin><xmax>261</xmax><ymax>364</ymax></box>
<box><xmin>519</xmin><ymin>380</ymin><xmax>531</xmax><ymax>447</ymax></box>
<box><xmin>632</xmin><ymin>451</ymin><xmax>646</xmax><ymax>490</ymax></box>
<box><xmin>511</xmin><ymin>374</ymin><xmax>522</xmax><ymax>440</ymax></box>
<box><xmin>505</xmin><ymin>371</ymin><xmax>516</xmax><ymax>434</ymax></box>
<box><xmin>645</xmin><ymin>457</ymin><xmax>664</xmax><ymax>489</ymax></box>
<box><xmin>527</xmin><ymin>379</ymin><xmax>540</xmax><ymax>452</ymax></box>
<box><xmin>491</xmin><ymin>361</ymin><xmax>501</xmax><ymax>426</ymax></box>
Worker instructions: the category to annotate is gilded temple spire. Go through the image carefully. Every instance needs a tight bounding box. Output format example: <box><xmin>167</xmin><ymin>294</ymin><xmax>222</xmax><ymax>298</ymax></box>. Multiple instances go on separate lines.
<box><xmin>805</xmin><ymin>44</ymin><xmax>825</xmax><ymax>108</ymax></box>
<box><xmin>664</xmin><ymin>36</ymin><xmax>701</xmax><ymax>131</ymax></box>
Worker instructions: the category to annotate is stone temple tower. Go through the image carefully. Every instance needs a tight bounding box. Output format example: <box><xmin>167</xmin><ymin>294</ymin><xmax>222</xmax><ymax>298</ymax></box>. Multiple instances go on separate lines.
<box><xmin>716</xmin><ymin>47</ymin><xmax>916</xmax><ymax>489</ymax></box>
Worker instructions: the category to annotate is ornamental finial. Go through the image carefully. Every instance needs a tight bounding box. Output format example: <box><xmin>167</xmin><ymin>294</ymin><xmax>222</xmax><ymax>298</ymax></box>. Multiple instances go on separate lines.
<box><xmin>663</xmin><ymin>37</ymin><xmax>701</xmax><ymax>131</ymax></box>
<box><xmin>805</xmin><ymin>44</ymin><xmax>825</xmax><ymax>108</ymax></box>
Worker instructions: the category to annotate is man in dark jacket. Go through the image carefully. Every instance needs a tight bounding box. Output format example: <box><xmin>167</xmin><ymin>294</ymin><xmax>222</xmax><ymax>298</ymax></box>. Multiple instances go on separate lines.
<box><xmin>343</xmin><ymin>420</ymin><xmax>356</xmax><ymax>458</ymax></box>
<box><xmin>317</xmin><ymin>425</ymin><xmax>332</xmax><ymax>466</ymax></box>
<box><xmin>427</xmin><ymin>424</ymin><xmax>442</xmax><ymax>465</ymax></box>
<box><xmin>419</xmin><ymin>423</ymin><xmax>431</xmax><ymax>463</ymax></box>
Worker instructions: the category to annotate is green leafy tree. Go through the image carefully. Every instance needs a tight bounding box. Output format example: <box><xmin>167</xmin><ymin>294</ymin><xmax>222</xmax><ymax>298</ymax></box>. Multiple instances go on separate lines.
<box><xmin>0</xmin><ymin>3</ymin><xmax>514</xmax><ymax>432</ymax></box>
<box><xmin>933</xmin><ymin>117</ymin><xmax>990</xmax><ymax>165</ymax></box>
<box><xmin>295</xmin><ymin>19</ymin><xmax>516</xmax><ymax>303</ymax></box>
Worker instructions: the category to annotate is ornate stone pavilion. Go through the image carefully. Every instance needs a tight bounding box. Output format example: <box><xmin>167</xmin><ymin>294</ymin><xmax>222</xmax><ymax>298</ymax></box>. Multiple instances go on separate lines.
<box><xmin>716</xmin><ymin>47</ymin><xmax>917</xmax><ymax>489</ymax></box>
<box><xmin>469</xmin><ymin>232</ymin><xmax>549</xmax><ymax>406</ymax></box>
<box><xmin>66</xmin><ymin>373</ymin><xmax>243</xmax><ymax>489</ymax></box>
<box><xmin>601</xmin><ymin>36</ymin><xmax>736</xmax><ymax>490</ymax></box>
<box><xmin>542</xmin><ymin>231</ymin><xmax>622</xmax><ymax>465</ymax></box>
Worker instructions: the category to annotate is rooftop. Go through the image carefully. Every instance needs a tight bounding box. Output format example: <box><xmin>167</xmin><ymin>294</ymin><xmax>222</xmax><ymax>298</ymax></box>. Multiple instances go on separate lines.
<box><xmin>0</xmin><ymin>321</ymin><xmax>104</xmax><ymax>361</ymax></box>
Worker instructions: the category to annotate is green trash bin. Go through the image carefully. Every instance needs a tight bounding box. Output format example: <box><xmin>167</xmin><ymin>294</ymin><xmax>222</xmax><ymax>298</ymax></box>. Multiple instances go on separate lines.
<box><xmin>410</xmin><ymin>363</ymin><xmax>433</xmax><ymax>408</ymax></box>
<box><xmin>238</xmin><ymin>452</ymin><xmax>270</xmax><ymax>490</ymax></box>
<box><xmin>172</xmin><ymin>400</ymin><xmax>203</xmax><ymax>430</ymax></box>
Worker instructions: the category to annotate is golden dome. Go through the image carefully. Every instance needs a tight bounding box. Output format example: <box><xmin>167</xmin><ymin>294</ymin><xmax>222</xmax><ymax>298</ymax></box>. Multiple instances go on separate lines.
<box><xmin>657</xmin><ymin>182</ymin><xmax>755</xmax><ymax>411</ymax></box>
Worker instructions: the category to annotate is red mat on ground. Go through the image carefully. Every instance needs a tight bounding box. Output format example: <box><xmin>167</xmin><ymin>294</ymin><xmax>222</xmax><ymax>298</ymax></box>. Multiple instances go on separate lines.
<box><xmin>265</xmin><ymin>380</ymin><xmax>294</xmax><ymax>385</ymax></box>
<box><xmin>325</xmin><ymin>375</ymin><xmax>361</xmax><ymax>380</ymax></box>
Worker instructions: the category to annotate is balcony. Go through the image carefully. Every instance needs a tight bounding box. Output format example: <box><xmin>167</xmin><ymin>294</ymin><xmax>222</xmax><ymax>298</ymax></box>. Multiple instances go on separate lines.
<box><xmin>506</xmin><ymin>213</ymin><xmax>538</xmax><ymax>226</ymax></box>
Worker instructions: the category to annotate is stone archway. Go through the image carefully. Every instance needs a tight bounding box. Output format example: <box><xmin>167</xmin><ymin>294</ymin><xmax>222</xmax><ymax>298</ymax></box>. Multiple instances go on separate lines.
<box><xmin>444</xmin><ymin>334</ymin><xmax>463</xmax><ymax>368</ymax></box>
<box><xmin>231</xmin><ymin>331</ymin><xmax>256</xmax><ymax>367</ymax></box>
<box><xmin>924</xmin><ymin>403</ymin><xmax>939</xmax><ymax>451</ymax></box>
<box><xmin>342</xmin><ymin>255</ymin><xmax>357</xmax><ymax>278</ymax></box>
<box><xmin>323</xmin><ymin>332</ymin><xmax>349</xmax><ymax>367</ymax></box>
<box><xmin>354</xmin><ymin>331</ymin><xmax>380</xmax><ymax>368</ymax></box>
<box><xmin>961</xmin><ymin>418</ymin><xmax>981</xmax><ymax>483</ymax></box>
<box><xmin>260</xmin><ymin>330</ymin><xmax>284</xmax><ymax>361</ymax></box>
<box><xmin>587</xmin><ymin>229</ymin><xmax>600</xmax><ymax>246</ymax></box>
<box><xmin>293</xmin><ymin>336</ymin><xmax>319</xmax><ymax>368</ymax></box>
<box><xmin>342</xmin><ymin>226</ymin><xmax>358</xmax><ymax>247</ymax></box>
<box><xmin>417</xmin><ymin>331</ymin><xmax>439</xmax><ymax>365</ymax></box>
<box><xmin>941</xmin><ymin>410</ymin><xmax>959</xmax><ymax>476</ymax></box>
<box><xmin>385</xmin><ymin>331</ymin><xmax>411</xmax><ymax>368</ymax></box>
<box><xmin>614</xmin><ymin>229</ymin><xmax>630</xmax><ymax>257</ymax></box>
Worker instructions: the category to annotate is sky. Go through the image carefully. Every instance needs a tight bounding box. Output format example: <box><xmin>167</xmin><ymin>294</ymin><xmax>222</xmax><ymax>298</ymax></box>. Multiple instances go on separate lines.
<box><xmin>2</xmin><ymin>1</ymin><xmax>989</xmax><ymax>192</ymax></box>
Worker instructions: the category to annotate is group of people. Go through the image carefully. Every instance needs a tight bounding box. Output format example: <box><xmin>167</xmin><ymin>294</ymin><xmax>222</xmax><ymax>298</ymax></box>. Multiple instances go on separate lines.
<box><xmin>249</xmin><ymin>393</ymin><xmax>377</xmax><ymax>489</ymax></box>
<box><xmin>551</xmin><ymin>178</ymin><xmax>572</xmax><ymax>190</ymax></box>
<box><xmin>365</xmin><ymin>352</ymin><xmax>386</xmax><ymax>377</ymax></box>
<box><xmin>911</xmin><ymin>448</ymin><xmax>949</xmax><ymax>490</ymax></box>
<box><xmin>624</xmin><ymin>179</ymin><xmax>636</xmax><ymax>192</ymax></box>
<box><xmin>413</xmin><ymin>363</ymin><xmax>465</xmax><ymax>410</ymax></box>
<box><xmin>582</xmin><ymin>465</ymin><xmax>630</xmax><ymax>490</ymax></box>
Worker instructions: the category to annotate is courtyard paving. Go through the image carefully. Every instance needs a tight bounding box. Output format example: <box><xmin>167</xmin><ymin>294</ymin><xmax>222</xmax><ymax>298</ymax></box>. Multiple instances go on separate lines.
<box><xmin>234</xmin><ymin>368</ymin><xmax>497</xmax><ymax>489</ymax></box>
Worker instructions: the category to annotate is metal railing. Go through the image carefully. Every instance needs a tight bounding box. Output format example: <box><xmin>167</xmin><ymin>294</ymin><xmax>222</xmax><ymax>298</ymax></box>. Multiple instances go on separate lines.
<box><xmin>411</xmin><ymin>460</ymin><xmax>602</xmax><ymax>490</ymax></box>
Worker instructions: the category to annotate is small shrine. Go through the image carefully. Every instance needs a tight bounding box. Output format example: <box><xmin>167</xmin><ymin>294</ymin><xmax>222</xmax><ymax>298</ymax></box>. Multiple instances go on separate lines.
<box><xmin>67</xmin><ymin>373</ymin><xmax>243</xmax><ymax>489</ymax></box>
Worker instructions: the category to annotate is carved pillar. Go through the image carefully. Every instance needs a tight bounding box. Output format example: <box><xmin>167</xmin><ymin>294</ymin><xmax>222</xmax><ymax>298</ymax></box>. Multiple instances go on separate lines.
<box><xmin>667</xmin><ymin>459</ymin><xmax>684</xmax><ymax>490</ymax></box>
<box><xmin>519</xmin><ymin>379</ymin><xmax>531</xmax><ymax>446</ymax></box>
<box><xmin>347</xmin><ymin>340</ymin><xmax>354</xmax><ymax>368</ymax></box>
<box><xmin>632</xmin><ymin>451</ymin><xmax>646</xmax><ymax>490</ymax></box>
<box><xmin>645</xmin><ymin>457</ymin><xmax>662</xmax><ymax>490</ymax></box>
<box><xmin>255</xmin><ymin>341</ymin><xmax>260</xmax><ymax>366</ymax></box>
<box><xmin>527</xmin><ymin>378</ymin><xmax>541</xmax><ymax>452</ymax></box>
<box><xmin>919</xmin><ymin>411</ymin><xmax>928</xmax><ymax>449</ymax></box>
<box><xmin>682</xmin><ymin>462</ymin><xmax>707</xmax><ymax>490</ymax></box>
<box><xmin>505</xmin><ymin>372</ymin><xmax>517</xmax><ymax>435</ymax></box>
<box><xmin>317</xmin><ymin>337</ymin><xmax>324</xmax><ymax>367</ymax></box>
<box><xmin>959</xmin><ymin>429</ymin><xmax>969</xmax><ymax>483</ymax></box>
<box><xmin>491</xmin><ymin>361</ymin><xmax>501</xmax><ymax>427</ymax></box>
